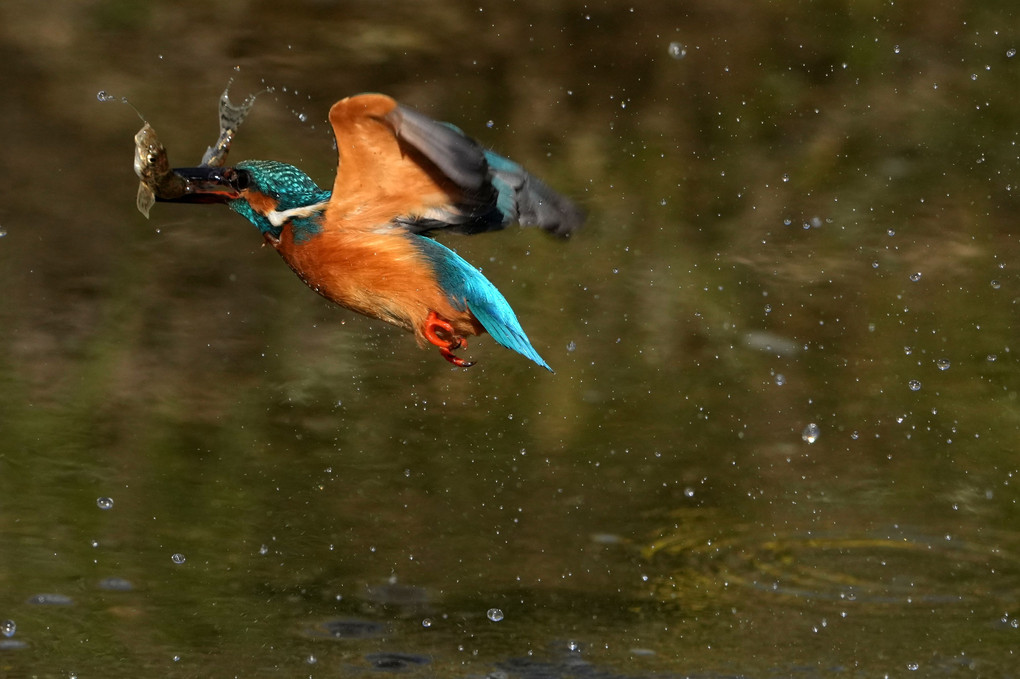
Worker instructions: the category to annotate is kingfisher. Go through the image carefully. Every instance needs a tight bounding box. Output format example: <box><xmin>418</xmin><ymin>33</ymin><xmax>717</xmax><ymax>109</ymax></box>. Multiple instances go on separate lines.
<box><xmin>158</xmin><ymin>94</ymin><xmax>583</xmax><ymax>370</ymax></box>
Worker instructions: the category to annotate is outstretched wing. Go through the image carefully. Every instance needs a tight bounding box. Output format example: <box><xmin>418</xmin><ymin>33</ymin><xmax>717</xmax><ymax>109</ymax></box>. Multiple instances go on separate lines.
<box><xmin>327</xmin><ymin>94</ymin><xmax>583</xmax><ymax>237</ymax></box>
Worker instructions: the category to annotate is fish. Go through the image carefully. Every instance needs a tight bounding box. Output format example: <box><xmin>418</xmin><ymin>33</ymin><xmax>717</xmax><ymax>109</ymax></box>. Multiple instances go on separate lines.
<box><xmin>134</xmin><ymin>122</ymin><xmax>184</xmax><ymax>217</ymax></box>
<box><xmin>133</xmin><ymin>84</ymin><xmax>258</xmax><ymax>218</ymax></box>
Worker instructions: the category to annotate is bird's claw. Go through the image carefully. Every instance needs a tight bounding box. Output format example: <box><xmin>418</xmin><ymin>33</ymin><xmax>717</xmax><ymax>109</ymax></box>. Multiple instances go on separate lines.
<box><xmin>424</xmin><ymin>311</ymin><xmax>475</xmax><ymax>368</ymax></box>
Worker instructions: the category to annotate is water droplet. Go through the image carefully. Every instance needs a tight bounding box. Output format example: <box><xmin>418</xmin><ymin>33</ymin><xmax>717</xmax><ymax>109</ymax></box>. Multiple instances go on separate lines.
<box><xmin>907</xmin><ymin>662</ymin><xmax>919</xmax><ymax>671</ymax></box>
<box><xmin>683</xmin><ymin>487</ymin><xmax>695</xmax><ymax>498</ymax></box>
<box><xmin>850</xmin><ymin>431</ymin><xmax>859</xmax><ymax>440</ymax></box>
<box><xmin>96</xmin><ymin>90</ymin><xmax>116</xmax><ymax>102</ymax></box>
<box><xmin>297</xmin><ymin>112</ymin><xmax>307</xmax><ymax>122</ymax></box>
<box><xmin>421</xmin><ymin>618</ymin><xmax>433</xmax><ymax>628</ymax></box>
<box><xmin>258</xmin><ymin>544</ymin><xmax>268</xmax><ymax>555</ymax></box>
<box><xmin>936</xmin><ymin>358</ymin><xmax>951</xmax><ymax>371</ymax></box>
<box><xmin>1008</xmin><ymin>48</ymin><xmax>1017</xmax><ymax>58</ymax></box>
<box><xmin>305</xmin><ymin>654</ymin><xmax>317</xmax><ymax>665</ymax></box>
<box><xmin>764</xmin><ymin>304</ymin><xmax>772</xmax><ymax>313</ymax></box>
<box><xmin>486</xmin><ymin>120</ymin><xmax>495</xmax><ymax>129</ymax></box>
<box><xmin>802</xmin><ymin>423</ymin><xmax>820</xmax><ymax>444</ymax></box>
<box><xmin>1</xmin><ymin>620</ymin><xmax>15</xmax><ymax>638</ymax></box>
<box><xmin>987</xmin><ymin>354</ymin><xmax>998</xmax><ymax>362</ymax></box>
<box><xmin>774</xmin><ymin>374</ymin><xmax>786</xmax><ymax>386</ymax></box>
<box><xmin>909</xmin><ymin>272</ymin><xmax>922</xmax><ymax>282</ymax></box>
<box><xmin>781</xmin><ymin>173</ymin><xmax>790</xmax><ymax>183</ymax></box>
<box><xmin>96</xmin><ymin>497</ymin><xmax>114</xmax><ymax>510</ymax></box>
<box><xmin>486</xmin><ymin>608</ymin><xmax>504</xmax><ymax>622</ymax></box>
<box><xmin>893</xmin><ymin>44</ymin><xmax>901</xmax><ymax>54</ymax></box>
<box><xmin>990</xmin><ymin>279</ymin><xmax>1001</xmax><ymax>289</ymax></box>
<box><xmin>667</xmin><ymin>42</ymin><xmax>687</xmax><ymax>59</ymax></box>
<box><xmin>171</xmin><ymin>553</ymin><xmax>186</xmax><ymax>564</ymax></box>
<box><xmin>908</xmin><ymin>379</ymin><xmax>922</xmax><ymax>391</ymax></box>
<box><xmin>871</xmin><ymin>261</ymin><xmax>879</xmax><ymax>269</ymax></box>
<box><xmin>567</xmin><ymin>640</ymin><xmax>581</xmax><ymax>652</ymax></box>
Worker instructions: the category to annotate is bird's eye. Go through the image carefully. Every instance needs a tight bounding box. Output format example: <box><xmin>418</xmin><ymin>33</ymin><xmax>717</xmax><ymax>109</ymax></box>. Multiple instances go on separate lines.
<box><xmin>233</xmin><ymin>169</ymin><xmax>252</xmax><ymax>191</ymax></box>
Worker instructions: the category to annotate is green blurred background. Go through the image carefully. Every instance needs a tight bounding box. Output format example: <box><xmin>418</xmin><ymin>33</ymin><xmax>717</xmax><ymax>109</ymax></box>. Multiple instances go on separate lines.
<box><xmin>1</xmin><ymin>1</ymin><xmax>1018</xmax><ymax>677</ymax></box>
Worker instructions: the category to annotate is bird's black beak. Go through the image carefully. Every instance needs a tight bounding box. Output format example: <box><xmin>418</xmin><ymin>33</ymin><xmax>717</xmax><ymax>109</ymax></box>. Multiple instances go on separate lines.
<box><xmin>156</xmin><ymin>166</ymin><xmax>251</xmax><ymax>203</ymax></box>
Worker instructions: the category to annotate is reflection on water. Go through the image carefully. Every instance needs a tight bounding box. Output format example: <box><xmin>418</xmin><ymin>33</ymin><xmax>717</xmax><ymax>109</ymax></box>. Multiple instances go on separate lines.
<box><xmin>1</xmin><ymin>1</ymin><xmax>1020</xmax><ymax>677</ymax></box>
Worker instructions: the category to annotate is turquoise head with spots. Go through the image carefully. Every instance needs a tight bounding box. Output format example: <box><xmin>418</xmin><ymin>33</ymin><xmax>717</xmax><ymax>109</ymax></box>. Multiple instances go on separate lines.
<box><xmin>229</xmin><ymin>160</ymin><xmax>333</xmax><ymax>240</ymax></box>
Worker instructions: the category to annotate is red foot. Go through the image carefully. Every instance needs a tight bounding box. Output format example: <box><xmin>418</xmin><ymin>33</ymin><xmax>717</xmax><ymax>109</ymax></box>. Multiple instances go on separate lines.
<box><xmin>423</xmin><ymin>311</ymin><xmax>475</xmax><ymax>368</ymax></box>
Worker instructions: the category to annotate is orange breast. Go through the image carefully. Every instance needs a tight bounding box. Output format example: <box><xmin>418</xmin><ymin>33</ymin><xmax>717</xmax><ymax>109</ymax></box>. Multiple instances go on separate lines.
<box><xmin>273</xmin><ymin>224</ymin><xmax>483</xmax><ymax>343</ymax></box>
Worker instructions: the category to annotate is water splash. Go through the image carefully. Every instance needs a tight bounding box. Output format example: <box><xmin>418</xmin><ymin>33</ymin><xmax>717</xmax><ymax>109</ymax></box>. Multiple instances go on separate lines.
<box><xmin>802</xmin><ymin>423</ymin><xmax>820</xmax><ymax>444</ymax></box>
<box><xmin>667</xmin><ymin>42</ymin><xmax>687</xmax><ymax>59</ymax></box>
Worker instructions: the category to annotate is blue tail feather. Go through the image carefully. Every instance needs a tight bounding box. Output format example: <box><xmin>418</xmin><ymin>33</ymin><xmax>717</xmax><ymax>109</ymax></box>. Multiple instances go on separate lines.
<box><xmin>413</xmin><ymin>235</ymin><xmax>553</xmax><ymax>371</ymax></box>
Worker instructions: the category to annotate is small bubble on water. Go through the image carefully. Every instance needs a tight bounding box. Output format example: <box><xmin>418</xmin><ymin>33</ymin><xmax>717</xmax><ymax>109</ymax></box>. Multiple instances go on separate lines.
<box><xmin>486</xmin><ymin>608</ymin><xmax>504</xmax><ymax>622</ymax></box>
<box><xmin>990</xmin><ymin>280</ymin><xmax>1001</xmax><ymax>289</ymax></box>
<box><xmin>306</xmin><ymin>654</ymin><xmax>317</xmax><ymax>665</ymax></box>
<box><xmin>258</xmin><ymin>544</ymin><xmax>269</xmax><ymax>555</ymax></box>
<box><xmin>1008</xmin><ymin>48</ymin><xmax>1017</xmax><ymax>58</ymax></box>
<box><xmin>909</xmin><ymin>272</ymin><xmax>922</xmax><ymax>282</ymax></box>
<box><xmin>936</xmin><ymin>358</ymin><xmax>951</xmax><ymax>371</ymax></box>
<box><xmin>567</xmin><ymin>640</ymin><xmax>581</xmax><ymax>652</ymax></box>
<box><xmin>850</xmin><ymin>430</ymin><xmax>859</xmax><ymax>440</ymax></box>
<box><xmin>907</xmin><ymin>662</ymin><xmax>920</xmax><ymax>671</ymax></box>
<box><xmin>486</xmin><ymin>120</ymin><xmax>495</xmax><ymax>129</ymax></box>
<box><xmin>96</xmin><ymin>90</ymin><xmax>116</xmax><ymax>102</ymax></box>
<box><xmin>566</xmin><ymin>340</ymin><xmax>577</xmax><ymax>352</ymax></box>
<box><xmin>774</xmin><ymin>374</ymin><xmax>786</xmax><ymax>386</ymax></box>
<box><xmin>683</xmin><ymin>487</ymin><xmax>695</xmax><ymax>498</ymax></box>
<box><xmin>987</xmin><ymin>354</ymin><xmax>998</xmax><ymax>362</ymax></box>
<box><xmin>908</xmin><ymin>379</ymin><xmax>922</xmax><ymax>391</ymax></box>
<box><xmin>667</xmin><ymin>42</ymin><xmax>687</xmax><ymax>59</ymax></box>
<box><xmin>0</xmin><ymin>226</ymin><xmax>7</xmax><ymax>238</ymax></box>
<box><xmin>171</xmin><ymin>553</ymin><xmax>186</xmax><ymax>564</ymax></box>
<box><xmin>781</xmin><ymin>173</ymin><xmax>790</xmax><ymax>183</ymax></box>
<box><xmin>96</xmin><ymin>497</ymin><xmax>114</xmax><ymax>510</ymax></box>
<box><xmin>893</xmin><ymin>44</ymin><xmax>901</xmax><ymax>54</ymax></box>
<box><xmin>1</xmin><ymin>620</ymin><xmax>15</xmax><ymax>638</ymax></box>
<box><xmin>802</xmin><ymin>423</ymin><xmax>820</xmax><ymax>444</ymax></box>
<box><xmin>422</xmin><ymin>618</ymin><xmax>433</xmax><ymax>628</ymax></box>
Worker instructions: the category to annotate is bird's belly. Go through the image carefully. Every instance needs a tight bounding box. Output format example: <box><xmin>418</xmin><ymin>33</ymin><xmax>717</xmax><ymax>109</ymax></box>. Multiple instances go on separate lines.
<box><xmin>276</xmin><ymin>231</ymin><xmax>481</xmax><ymax>339</ymax></box>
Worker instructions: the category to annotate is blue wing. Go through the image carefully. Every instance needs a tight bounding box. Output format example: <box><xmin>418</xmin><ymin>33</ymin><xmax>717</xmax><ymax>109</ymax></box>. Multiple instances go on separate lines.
<box><xmin>413</xmin><ymin>235</ymin><xmax>552</xmax><ymax>371</ymax></box>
